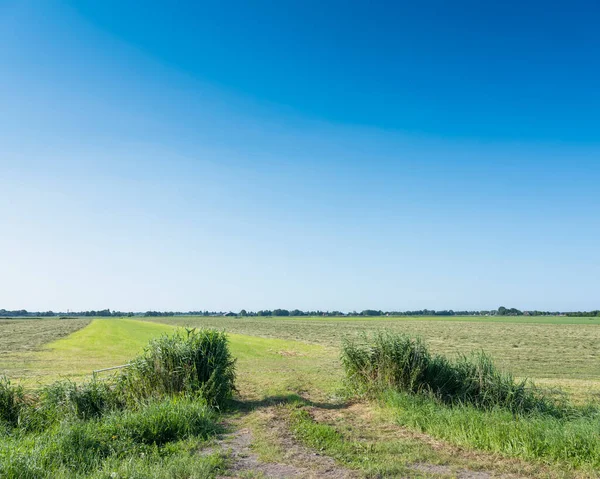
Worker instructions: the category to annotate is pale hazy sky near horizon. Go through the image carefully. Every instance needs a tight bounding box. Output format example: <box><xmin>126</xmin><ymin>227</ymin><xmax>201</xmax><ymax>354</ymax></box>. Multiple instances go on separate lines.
<box><xmin>1</xmin><ymin>1</ymin><xmax>599</xmax><ymax>312</ymax></box>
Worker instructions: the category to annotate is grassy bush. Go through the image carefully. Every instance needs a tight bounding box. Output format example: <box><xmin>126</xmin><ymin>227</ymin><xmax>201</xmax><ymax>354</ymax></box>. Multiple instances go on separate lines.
<box><xmin>0</xmin><ymin>396</ymin><xmax>221</xmax><ymax>478</ymax></box>
<box><xmin>0</xmin><ymin>376</ymin><xmax>27</xmax><ymax>428</ymax></box>
<box><xmin>0</xmin><ymin>328</ymin><xmax>233</xmax><ymax>478</ymax></box>
<box><xmin>42</xmin><ymin>379</ymin><xmax>122</xmax><ymax>420</ymax></box>
<box><xmin>341</xmin><ymin>332</ymin><xmax>562</xmax><ymax>415</ymax></box>
<box><xmin>385</xmin><ymin>391</ymin><xmax>600</xmax><ymax>470</ymax></box>
<box><xmin>119</xmin><ymin>328</ymin><xmax>236</xmax><ymax>407</ymax></box>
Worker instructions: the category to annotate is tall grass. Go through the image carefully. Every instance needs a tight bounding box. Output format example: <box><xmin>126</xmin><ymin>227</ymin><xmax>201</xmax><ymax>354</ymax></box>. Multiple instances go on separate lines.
<box><xmin>0</xmin><ymin>376</ymin><xmax>27</xmax><ymax>428</ymax></box>
<box><xmin>0</xmin><ymin>396</ymin><xmax>221</xmax><ymax>478</ymax></box>
<box><xmin>342</xmin><ymin>332</ymin><xmax>600</xmax><ymax>469</ymax></box>
<box><xmin>119</xmin><ymin>328</ymin><xmax>236</xmax><ymax>407</ymax></box>
<box><xmin>385</xmin><ymin>391</ymin><xmax>600</xmax><ymax>470</ymax></box>
<box><xmin>40</xmin><ymin>379</ymin><xmax>122</xmax><ymax>421</ymax></box>
<box><xmin>0</xmin><ymin>327</ymin><xmax>235</xmax><ymax>478</ymax></box>
<box><xmin>341</xmin><ymin>332</ymin><xmax>561</xmax><ymax>415</ymax></box>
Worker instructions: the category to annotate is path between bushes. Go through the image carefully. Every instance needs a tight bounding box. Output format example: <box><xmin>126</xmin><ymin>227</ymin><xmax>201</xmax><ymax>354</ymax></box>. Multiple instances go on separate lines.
<box><xmin>207</xmin><ymin>403</ymin><xmax>511</xmax><ymax>479</ymax></box>
<box><xmin>212</xmin><ymin>406</ymin><xmax>357</xmax><ymax>479</ymax></box>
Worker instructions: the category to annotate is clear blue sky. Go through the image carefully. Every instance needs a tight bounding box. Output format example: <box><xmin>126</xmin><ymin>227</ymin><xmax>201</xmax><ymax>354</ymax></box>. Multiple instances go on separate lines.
<box><xmin>1</xmin><ymin>1</ymin><xmax>599</xmax><ymax>312</ymax></box>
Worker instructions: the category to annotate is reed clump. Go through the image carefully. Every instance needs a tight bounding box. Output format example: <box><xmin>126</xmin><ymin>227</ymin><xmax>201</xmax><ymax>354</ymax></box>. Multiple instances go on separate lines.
<box><xmin>341</xmin><ymin>332</ymin><xmax>564</xmax><ymax>415</ymax></box>
<box><xmin>119</xmin><ymin>328</ymin><xmax>236</xmax><ymax>408</ymax></box>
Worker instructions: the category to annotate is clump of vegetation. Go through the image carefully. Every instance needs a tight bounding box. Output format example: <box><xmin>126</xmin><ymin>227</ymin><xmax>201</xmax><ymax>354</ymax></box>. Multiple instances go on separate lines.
<box><xmin>119</xmin><ymin>328</ymin><xmax>236</xmax><ymax>407</ymax></box>
<box><xmin>385</xmin><ymin>391</ymin><xmax>600</xmax><ymax>470</ymax></box>
<box><xmin>32</xmin><ymin>379</ymin><xmax>123</xmax><ymax>428</ymax></box>
<box><xmin>0</xmin><ymin>376</ymin><xmax>27</xmax><ymax>428</ymax></box>
<box><xmin>0</xmin><ymin>328</ymin><xmax>234</xmax><ymax>478</ymax></box>
<box><xmin>341</xmin><ymin>332</ymin><xmax>562</xmax><ymax>415</ymax></box>
<box><xmin>0</xmin><ymin>396</ymin><xmax>222</xmax><ymax>478</ymax></box>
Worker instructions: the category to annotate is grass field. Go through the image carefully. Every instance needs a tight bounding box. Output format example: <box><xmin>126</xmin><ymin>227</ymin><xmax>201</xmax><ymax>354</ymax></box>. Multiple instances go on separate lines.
<box><xmin>0</xmin><ymin>319</ymin><xmax>338</xmax><ymax>399</ymax></box>
<box><xmin>144</xmin><ymin>315</ymin><xmax>600</xmax><ymax>401</ymax></box>
<box><xmin>1</xmin><ymin>316</ymin><xmax>599</xmax><ymax>478</ymax></box>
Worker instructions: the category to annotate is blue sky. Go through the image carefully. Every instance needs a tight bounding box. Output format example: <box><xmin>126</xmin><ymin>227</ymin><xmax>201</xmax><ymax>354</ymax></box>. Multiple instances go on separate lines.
<box><xmin>1</xmin><ymin>1</ymin><xmax>599</xmax><ymax>312</ymax></box>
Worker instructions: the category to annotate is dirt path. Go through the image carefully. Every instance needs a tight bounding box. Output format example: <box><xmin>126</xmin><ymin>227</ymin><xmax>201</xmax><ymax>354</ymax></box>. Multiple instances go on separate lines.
<box><xmin>209</xmin><ymin>400</ymin><xmax>553</xmax><ymax>478</ymax></box>
<box><xmin>213</xmin><ymin>408</ymin><xmax>358</xmax><ymax>479</ymax></box>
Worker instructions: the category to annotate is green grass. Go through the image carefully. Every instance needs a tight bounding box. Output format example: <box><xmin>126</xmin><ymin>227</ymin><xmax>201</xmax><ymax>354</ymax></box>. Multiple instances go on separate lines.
<box><xmin>144</xmin><ymin>315</ymin><xmax>600</xmax><ymax>401</ymax></box>
<box><xmin>341</xmin><ymin>332</ymin><xmax>567</xmax><ymax>415</ymax></box>
<box><xmin>214</xmin><ymin>315</ymin><xmax>600</xmax><ymax>325</ymax></box>
<box><xmin>2</xmin><ymin>316</ymin><xmax>600</xmax><ymax>477</ymax></box>
<box><xmin>2</xmin><ymin>319</ymin><xmax>174</xmax><ymax>384</ymax></box>
<box><xmin>2</xmin><ymin>319</ymin><xmax>339</xmax><ymax>402</ymax></box>
<box><xmin>0</xmin><ymin>319</ymin><xmax>92</xmax><ymax>354</ymax></box>
<box><xmin>0</xmin><ymin>396</ymin><xmax>224</xmax><ymax>478</ymax></box>
<box><xmin>338</xmin><ymin>332</ymin><xmax>600</xmax><ymax>471</ymax></box>
<box><xmin>119</xmin><ymin>328</ymin><xmax>236</xmax><ymax>407</ymax></box>
<box><xmin>0</xmin><ymin>326</ymin><xmax>235</xmax><ymax>479</ymax></box>
<box><xmin>0</xmin><ymin>319</ymin><xmax>341</xmax><ymax>477</ymax></box>
<box><xmin>0</xmin><ymin>319</ymin><xmax>91</xmax><ymax>380</ymax></box>
<box><xmin>384</xmin><ymin>391</ymin><xmax>600</xmax><ymax>472</ymax></box>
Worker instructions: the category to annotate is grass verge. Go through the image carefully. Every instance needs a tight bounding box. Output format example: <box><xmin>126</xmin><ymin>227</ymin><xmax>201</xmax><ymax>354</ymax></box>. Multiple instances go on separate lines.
<box><xmin>384</xmin><ymin>391</ymin><xmax>600</xmax><ymax>471</ymax></box>
<box><xmin>341</xmin><ymin>332</ymin><xmax>600</xmax><ymax>471</ymax></box>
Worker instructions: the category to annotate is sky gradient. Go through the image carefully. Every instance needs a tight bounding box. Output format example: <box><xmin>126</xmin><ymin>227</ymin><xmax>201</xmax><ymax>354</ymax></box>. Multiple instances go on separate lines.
<box><xmin>1</xmin><ymin>1</ymin><xmax>599</xmax><ymax>312</ymax></box>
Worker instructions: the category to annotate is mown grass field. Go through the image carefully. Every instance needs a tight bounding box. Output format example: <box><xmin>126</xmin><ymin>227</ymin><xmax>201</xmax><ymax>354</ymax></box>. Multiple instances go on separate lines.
<box><xmin>1</xmin><ymin>316</ymin><xmax>599</xmax><ymax>478</ymax></box>
<box><xmin>0</xmin><ymin>319</ymin><xmax>338</xmax><ymax>399</ymax></box>
<box><xmin>145</xmin><ymin>315</ymin><xmax>600</xmax><ymax>401</ymax></box>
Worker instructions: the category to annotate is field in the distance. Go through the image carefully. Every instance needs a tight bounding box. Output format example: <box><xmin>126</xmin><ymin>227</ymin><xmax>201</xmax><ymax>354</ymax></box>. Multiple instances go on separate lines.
<box><xmin>144</xmin><ymin>315</ymin><xmax>600</xmax><ymax>401</ymax></box>
<box><xmin>2</xmin><ymin>314</ymin><xmax>599</xmax><ymax>399</ymax></box>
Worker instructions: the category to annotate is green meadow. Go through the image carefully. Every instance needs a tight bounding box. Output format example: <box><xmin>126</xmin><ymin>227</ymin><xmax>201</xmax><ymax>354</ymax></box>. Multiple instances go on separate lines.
<box><xmin>146</xmin><ymin>315</ymin><xmax>600</xmax><ymax>400</ymax></box>
<box><xmin>1</xmin><ymin>316</ymin><xmax>599</xmax><ymax>478</ymax></box>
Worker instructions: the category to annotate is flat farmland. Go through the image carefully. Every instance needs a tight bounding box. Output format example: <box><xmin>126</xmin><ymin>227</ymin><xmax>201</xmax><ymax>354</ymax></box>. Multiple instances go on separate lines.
<box><xmin>1</xmin><ymin>316</ymin><xmax>599</xmax><ymax>477</ymax></box>
<box><xmin>144</xmin><ymin>315</ymin><xmax>600</xmax><ymax>400</ymax></box>
<box><xmin>0</xmin><ymin>318</ymin><xmax>91</xmax><ymax>380</ymax></box>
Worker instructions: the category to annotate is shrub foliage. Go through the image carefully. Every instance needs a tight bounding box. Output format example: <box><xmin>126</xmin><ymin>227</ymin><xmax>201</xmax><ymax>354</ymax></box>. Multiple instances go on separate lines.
<box><xmin>341</xmin><ymin>332</ymin><xmax>561</xmax><ymax>415</ymax></box>
<box><xmin>0</xmin><ymin>377</ymin><xmax>27</xmax><ymax>428</ymax></box>
<box><xmin>119</xmin><ymin>328</ymin><xmax>236</xmax><ymax>407</ymax></box>
<box><xmin>0</xmin><ymin>327</ymin><xmax>234</xmax><ymax>478</ymax></box>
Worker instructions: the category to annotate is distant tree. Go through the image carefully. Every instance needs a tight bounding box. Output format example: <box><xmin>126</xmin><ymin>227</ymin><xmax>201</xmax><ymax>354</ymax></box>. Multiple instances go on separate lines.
<box><xmin>239</xmin><ymin>309</ymin><xmax>247</xmax><ymax>316</ymax></box>
<box><xmin>497</xmin><ymin>306</ymin><xmax>507</xmax><ymax>316</ymax></box>
<box><xmin>272</xmin><ymin>309</ymin><xmax>290</xmax><ymax>316</ymax></box>
<box><xmin>361</xmin><ymin>310</ymin><xmax>382</xmax><ymax>316</ymax></box>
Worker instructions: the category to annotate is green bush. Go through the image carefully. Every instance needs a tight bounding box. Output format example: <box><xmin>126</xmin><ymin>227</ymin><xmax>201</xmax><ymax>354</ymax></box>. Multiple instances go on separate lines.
<box><xmin>12</xmin><ymin>379</ymin><xmax>123</xmax><ymax>433</ymax></box>
<box><xmin>341</xmin><ymin>332</ymin><xmax>562</xmax><ymax>415</ymax></box>
<box><xmin>41</xmin><ymin>379</ymin><xmax>122</xmax><ymax>420</ymax></box>
<box><xmin>0</xmin><ymin>329</ymin><xmax>232</xmax><ymax>478</ymax></box>
<box><xmin>119</xmin><ymin>328</ymin><xmax>236</xmax><ymax>407</ymax></box>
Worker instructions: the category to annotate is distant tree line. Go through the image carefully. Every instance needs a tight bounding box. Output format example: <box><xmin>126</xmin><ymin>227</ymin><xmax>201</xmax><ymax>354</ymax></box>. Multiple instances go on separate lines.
<box><xmin>1</xmin><ymin>307</ymin><xmax>599</xmax><ymax>318</ymax></box>
<box><xmin>0</xmin><ymin>309</ymin><xmax>134</xmax><ymax>318</ymax></box>
<box><xmin>565</xmin><ymin>310</ymin><xmax>600</xmax><ymax>317</ymax></box>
